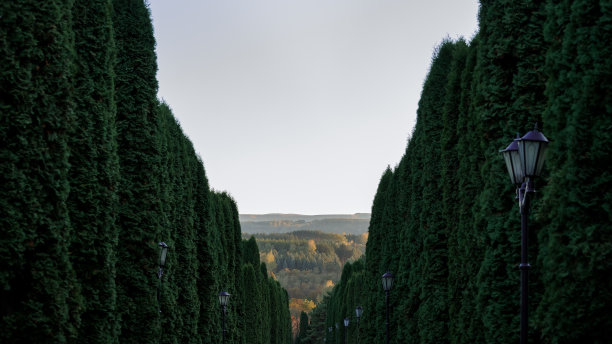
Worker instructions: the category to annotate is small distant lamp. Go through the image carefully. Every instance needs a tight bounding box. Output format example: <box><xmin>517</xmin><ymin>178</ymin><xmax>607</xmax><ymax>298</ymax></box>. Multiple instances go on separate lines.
<box><xmin>355</xmin><ymin>305</ymin><xmax>363</xmax><ymax>344</ymax></box>
<box><xmin>218</xmin><ymin>291</ymin><xmax>230</xmax><ymax>344</ymax></box>
<box><xmin>344</xmin><ymin>318</ymin><xmax>349</xmax><ymax>344</ymax></box>
<box><xmin>218</xmin><ymin>291</ymin><xmax>230</xmax><ymax>308</ymax></box>
<box><xmin>355</xmin><ymin>306</ymin><xmax>363</xmax><ymax>320</ymax></box>
<box><xmin>157</xmin><ymin>242</ymin><xmax>169</xmax><ymax>313</ymax></box>
<box><xmin>382</xmin><ymin>272</ymin><xmax>394</xmax><ymax>292</ymax></box>
<box><xmin>382</xmin><ymin>271</ymin><xmax>394</xmax><ymax>344</ymax></box>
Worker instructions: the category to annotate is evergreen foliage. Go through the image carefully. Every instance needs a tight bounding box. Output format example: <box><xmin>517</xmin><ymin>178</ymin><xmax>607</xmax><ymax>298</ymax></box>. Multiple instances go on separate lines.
<box><xmin>241</xmin><ymin>264</ymin><xmax>261</xmax><ymax>343</ymax></box>
<box><xmin>1</xmin><ymin>1</ymin><xmax>292</xmax><ymax>343</ymax></box>
<box><xmin>112</xmin><ymin>0</ymin><xmax>163</xmax><ymax>341</ymax></box>
<box><xmin>68</xmin><ymin>0</ymin><xmax>120</xmax><ymax>342</ymax></box>
<box><xmin>535</xmin><ymin>1</ymin><xmax>612</xmax><ymax>342</ymax></box>
<box><xmin>317</xmin><ymin>2</ymin><xmax>611</xmax><ymax>344</ymax></box>
<box><xmin>1</xmin><ymin>1</ymin><xmax>82</xmax><ymax>342</ymax></box>
<box><xmin>295</xmin><ymin>311</ymin><xmax>309</xmax><ymax>344</ymax></box>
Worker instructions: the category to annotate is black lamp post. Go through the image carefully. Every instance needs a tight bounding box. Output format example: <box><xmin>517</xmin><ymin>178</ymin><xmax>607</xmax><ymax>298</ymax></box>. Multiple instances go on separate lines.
<box><xmin>343</xmin><ymin>318</ymin><xmax>349</xmax><ymax>344</ymax></box>
<box><xmin>382</xmin><ymin>271</ymin><xmax>394</xmax><ymax>344</ymax></box>
<box><xmin>500</xmin><ymin>124</ymin><xmax>549</xmax><ymax>344</ymax></box>
<box><xmin>355</xmin><ymin>306</ymin><xmax>363</xmax><ymax>344</ymax></box>
<box><xmin>157</xmin><ymin>242</ymin><xmax>169</xmax><ymax>313</ymax></box>
<box><xmin>218</xmin><ymin>291</ymin><xmax>230</xmax><ymax>344</ymax></box>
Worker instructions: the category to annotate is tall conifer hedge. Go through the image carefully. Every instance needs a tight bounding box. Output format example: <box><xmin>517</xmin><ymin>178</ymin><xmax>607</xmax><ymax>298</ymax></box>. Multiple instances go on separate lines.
<box><xmin>68</xmin><ymin>0</ymin><xmax>120</xmax><ymax>342</ymax></box>
<box><xmin>1</xmin><ymin>1</ymin><xmax>81</xmax><ymax>342</ymax></box>
<box><xmin>320</xmin><ymin>1</ymin><xmax>611</xmax><ymax>343</ymax></box>
<box><xmin>1</xmin><ymin>1</ymin><xmax>292</xmax><ymax>343</ymax></box>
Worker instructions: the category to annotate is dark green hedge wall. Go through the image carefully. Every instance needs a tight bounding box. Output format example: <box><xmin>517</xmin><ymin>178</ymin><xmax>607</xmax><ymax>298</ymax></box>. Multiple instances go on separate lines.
<box><xmin>319</xmin><ymin>1</ymin><xmax>611</xmax><ymax>344</ymax></box>
<box><xmin>0</xmin><ymin>1</ymin><xmax>292</xmax><ymax>343</ymax></box>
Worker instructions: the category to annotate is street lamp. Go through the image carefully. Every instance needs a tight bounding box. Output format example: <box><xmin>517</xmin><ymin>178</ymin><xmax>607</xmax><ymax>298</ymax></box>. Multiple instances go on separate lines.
<box><xmin>218</xmin><ymin>291</ymin><xmax>230</xmax><ymax>344</ymax></box>
<box><xmin>500</xmin><ymin>124</ymin><xmax>549</xmax><ymax>344</ymax></box>
<box><xmin>157</xmin><ymin>242</ymin><xmax>169</xmax><ymax>313</ymax></box>
<box><xmin>343</xmin><ymin>318</ymin><xmax>349</xmax><ymax>344</ymax></box>
<box><xmin>355</xmin><ymin>306</ymin><xmax>363</xmax><ymax>344</ymax></box>
<box><xmin>382</xmin><ymin>271</ymin><xmax>393</xmax><ymax>344</ymax></box>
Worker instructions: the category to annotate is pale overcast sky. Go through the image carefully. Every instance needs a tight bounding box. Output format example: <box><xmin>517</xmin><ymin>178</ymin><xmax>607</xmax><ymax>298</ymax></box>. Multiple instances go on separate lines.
<box><xmin>148</xmin><ymin>0</ymin><xmax>480</xmax><ymax>215</ymax></box>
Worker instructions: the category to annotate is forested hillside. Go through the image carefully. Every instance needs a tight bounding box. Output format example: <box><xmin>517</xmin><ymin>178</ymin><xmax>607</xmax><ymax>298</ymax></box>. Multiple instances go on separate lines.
<box><xmin>246</xmin><ymin>230</ymin><xmax>365</xmax><ymax>341</ymax></box>
<box><xmin>315</xmin><ymin>1</ymin><xmax>612</xmax><ymax>344</ymax></box>
<box><xmin>0</xmin><ymin>1</ymin><xmax>291</xmax><ymax>343</ymax></box>
<box><xmin>247</xmin><ymin>231</ymin><xmax>366</xmax><ymax>301</ymax></box>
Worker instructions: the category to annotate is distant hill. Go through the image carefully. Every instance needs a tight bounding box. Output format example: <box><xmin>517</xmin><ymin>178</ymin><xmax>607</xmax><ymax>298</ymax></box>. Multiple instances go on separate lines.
<box><xmin>239</xmin><ymin>213</ymin><xmax>371</xmax><ymax>234</ymax></box>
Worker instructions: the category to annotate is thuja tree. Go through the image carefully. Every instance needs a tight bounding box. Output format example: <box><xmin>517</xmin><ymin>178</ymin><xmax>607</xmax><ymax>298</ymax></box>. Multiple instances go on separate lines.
<box><xmin>361</xmin><ymin>167</ymin><xmax>392</xmax><ymax>344</ymax></box>
<box><xmin>241</xmin><ymin>264</ymin><xmax>263</xmax><ymax>344</ymax></box>
<box><xmin>112</xmin><ymin>0</ymin><xmax>163</xmax><ymax>341</ymax></box>
<box><xmin>0</xmin><ymin>1</ymin><xmax>83</xmax><ymax>342</ymax></box>
<box><xmin>295</xmin><ymin>311</ymin><xmax>309</xmax><ymax>344</ymax></box>
<box><xmin>195</xmin><ymin>161</ymin><xmax>218</xmax><ymax>342</ymax></box>
<box><xmin>451</xmin><ymin>35</ymin><xmax>482</xmax><ymax>344</ymax></box>
<box><xmin>413</xmin><ymin>40</ymin><xmax>456</xmax><ymax>344</ymax></box>
<box><xmin>472</xmin><ymin>1</ymin><xmax>547</xmax><ymax>342</ymax></box>
<box><xmin>303</xmin><ymin>294</ymin><xmax>327</xmax><ymax>343</ymax></box>
<box><xmin>68</xmin><ymin>0</ymin><xmax>121</xmax><ymax>342</ymax></box>
<box><xmin>439</xmin><ymin>39</ymin><xmax>469</xmax><ymax>344</ymax></box>
<box><xmin>535</xmin><ymin>1</ymin><xmax>612</xmax><ymax>342</ymax></box>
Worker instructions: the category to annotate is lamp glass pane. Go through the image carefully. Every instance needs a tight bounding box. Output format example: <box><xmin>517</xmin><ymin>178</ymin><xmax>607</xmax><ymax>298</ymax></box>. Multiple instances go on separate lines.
<box><xmin>355</xmin><ymin>306</ymin><xmax>363</xmax><ymax>318</ymax></box>
<box><xmin>160</xmin><ymin>247</ymin><xmax>168</xmax><ymax>266</ymax></box>
<box><xmin>510</xmin><ymin>149</ymin><xmax>523</xmax><ymax>183</ymax></box>
<box><xmin>534</xmin><ymin>143</ymin><xmax>548</xmax><ymax>176</ymax></box>
<box><xmin>519</xmin><ymin>140</ymin><xmax>541</xmax><ymax>177</ymax></box>
<box><xmin>502</xmin><ymin>149</ymin><xmax>523</xmax><ymax>185</ymax></box>
<box><xmin>344</xmin><ymin>318</ymin><xmax>349</xmax><ymax>327</ymax></box>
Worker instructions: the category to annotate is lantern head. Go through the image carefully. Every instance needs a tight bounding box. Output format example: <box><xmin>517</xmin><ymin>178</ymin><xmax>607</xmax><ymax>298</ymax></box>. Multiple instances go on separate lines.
<box><xmin>382</xmin><ymin>271</ymin><xmax>394</xmax><ymax>291</ymax></box>
<box><xmin>518</xmin><ymin>124</ymin><xmax>549</xmax><ymax>178</ymax></box>
<box><xmin>218</xmin><ymin>291</ymin><xmax>230</xmax><ymax>307</ymax></box>
<box><xmin>355</xmin><ymin>305</ymin><xmax>363</xmax><ymax>319</ymax></box>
